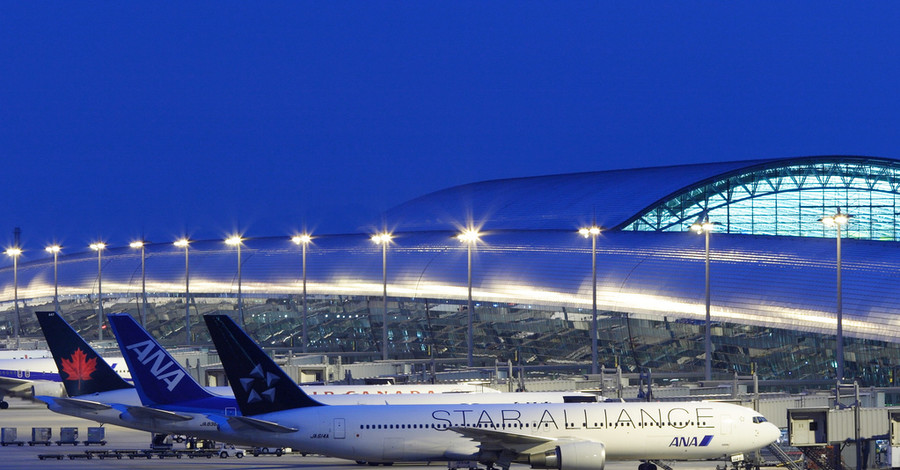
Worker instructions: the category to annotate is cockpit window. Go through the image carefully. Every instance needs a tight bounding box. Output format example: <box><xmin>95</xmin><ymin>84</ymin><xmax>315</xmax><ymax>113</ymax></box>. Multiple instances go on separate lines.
<box><xmin>752</xmin><ymin>416</ymin><xmax>768</xmax><ymax>424</ymax></box>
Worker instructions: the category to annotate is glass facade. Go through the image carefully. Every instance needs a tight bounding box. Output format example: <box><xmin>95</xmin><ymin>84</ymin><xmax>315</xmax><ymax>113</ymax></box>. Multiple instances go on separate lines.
<box><xmin>623</xmin><ymin>160</ymin><xmax>900</xmax><ymax>240</ymax></box>
<box><xmin>11</xmin><ymin>292</ymin><xmax>900</xmax><ymax>386</ymax></box>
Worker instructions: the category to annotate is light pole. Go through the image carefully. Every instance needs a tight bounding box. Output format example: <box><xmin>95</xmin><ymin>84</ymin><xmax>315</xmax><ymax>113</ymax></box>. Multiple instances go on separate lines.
<box><xmin>691</xmin><ymin>217</ymin><xmax>717</xmax><ymax>381</ymax></box>
<box><xmin>457</xmin><ymin>229</ymin><xmax>480</xmax><ymax>367</ymax></box>
<box><xmin>821</xmin><ymin>209</ymin><xmax>852</xmax><ymax>381</ymax></box>
<box><xmin>175</xmin><ymin>238</ymin><xmax>191</xmax><ymax>345</ymax></box>
<box><xmin>579</xmin><ymin>226</ymin><xmax>602</xmax><ymax>375</ymax></box>
<box><xmin>45</xmin><ymin>245</ymin><xmax>61</xmax><ymax>313</ymax></box>
<box><xmin>372</xmin><ymin>232</ymin><xmax>392</xmax><ymax>361</ymax></box>
<box><xmin>5</xmin><ymin>247</ymin><xmax>22</xmax><ymax>349</ymax></box>
<box><xmin>292</xmin><ymin>234</ymin><xmax>312</xmax><ymax>353</ymax></box>
<box><xmin>225</xmin><ymin>236</ymin><xmax>244</xmax><ymax>327</ymax></box>
<box><xmin>129</xmin><ymin>241</ymin><xmax>147</xmax><ymax>327</ymax></box>
<box><xmin>90</xmin><ymin>242</ymin><xmax>106</xmax><ymax>340</ymax></box>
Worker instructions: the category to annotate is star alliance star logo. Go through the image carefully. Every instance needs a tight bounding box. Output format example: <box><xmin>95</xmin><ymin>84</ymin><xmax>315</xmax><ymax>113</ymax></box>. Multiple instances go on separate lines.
<box><xmin>240</xmin><ymin>364</ymin><xmax>281</xmax><ymax>403</ymax></box>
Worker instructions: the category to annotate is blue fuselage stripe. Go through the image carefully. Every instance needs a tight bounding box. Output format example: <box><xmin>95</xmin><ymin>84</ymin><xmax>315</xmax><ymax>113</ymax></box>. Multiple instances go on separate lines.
<box><xmin>0</xmin><ymin>369</ymin><xmax>61</xmax><ymax>382</ymax></box>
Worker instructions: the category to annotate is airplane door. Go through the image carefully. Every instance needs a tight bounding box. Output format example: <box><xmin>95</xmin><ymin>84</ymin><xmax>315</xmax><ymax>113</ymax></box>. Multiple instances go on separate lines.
<box><xmin>721</xmin><ymin>414</ymin><xmax>733</xmax><ymax>436</ymax></box>
<box><xmin>334</xmin><ymin>418</ymin><xmax>346</xmax><ymax>439</ymax></box>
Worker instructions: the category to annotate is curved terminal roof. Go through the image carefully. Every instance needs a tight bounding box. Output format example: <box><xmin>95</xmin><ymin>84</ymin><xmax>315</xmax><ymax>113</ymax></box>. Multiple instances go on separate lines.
<box><xmin>385</xmin><ymin>158</ymin><xmax>781</xmax><ymax>231</ymax></box>
<box><xmin>1</xmin><ymin>229</ymin><xmax>898</xmax><ymax>343</ymax></box>
<box><xmin>1</xmin><ymin>155</ymin><xmax>900</xmax><ymax>347</ymax></box>
<box><xmin>386</xmin><ymin>155</ymin><xmax>900</xmax><ymax>240</ymax></box>
<box><xmin>622</xmin><ymin>155</ymin><xmax>900</xmax><ymax>240</ymax></box>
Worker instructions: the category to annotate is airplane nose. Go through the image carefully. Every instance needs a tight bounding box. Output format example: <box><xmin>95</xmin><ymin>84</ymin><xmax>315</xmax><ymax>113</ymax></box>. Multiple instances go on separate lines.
<box><xmin>764</xmin><ymin>423</ymin><xmax>781</xmax><ymax>445</ymax></box>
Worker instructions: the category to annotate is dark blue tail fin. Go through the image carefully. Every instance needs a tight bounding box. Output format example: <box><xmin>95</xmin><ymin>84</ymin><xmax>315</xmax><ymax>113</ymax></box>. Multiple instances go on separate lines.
<box><xmin>203</xmin><ymin>314</ymin><xmax>322</xmax><ymax>416</ymax></box>
<box><xmin>107</xmin><ymin>313</ymin><xmax>213</xmax><ymax>406</ymax></box>
<box><xmin>35</xmin><ymin>311</ymin><xmax>132</xmax><ymax>396</ymax></box>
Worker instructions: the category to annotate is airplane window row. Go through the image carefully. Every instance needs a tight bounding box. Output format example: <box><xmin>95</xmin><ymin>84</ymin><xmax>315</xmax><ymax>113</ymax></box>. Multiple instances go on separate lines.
<box><xmin>359</xmin><ymin>423</ymin><xmax>547</xmax><ymax>430</ymax></box>
<box><xmin>565</xmin><ymin>422</ymin><xmax>703</xmax><ymax>428</ymax></box>
<box><xmin>358</xmin><ymin>421</ymin><xmax>708</xmax><ymax>430</ymax></box>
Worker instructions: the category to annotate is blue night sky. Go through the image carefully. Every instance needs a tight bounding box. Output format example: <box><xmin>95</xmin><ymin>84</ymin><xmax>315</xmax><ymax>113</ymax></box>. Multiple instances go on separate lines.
<box><xmin>2</xmin><ymin>2</ymin><xmax>900</xmax><ymax>259</ymax></box>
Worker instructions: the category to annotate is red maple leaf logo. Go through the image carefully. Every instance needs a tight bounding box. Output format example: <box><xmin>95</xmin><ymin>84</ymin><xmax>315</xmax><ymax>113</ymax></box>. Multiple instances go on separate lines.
<box><xmin>60</xmin><ymin>348</ymin><xmax>97</xmax><ymax>383</ymax></box>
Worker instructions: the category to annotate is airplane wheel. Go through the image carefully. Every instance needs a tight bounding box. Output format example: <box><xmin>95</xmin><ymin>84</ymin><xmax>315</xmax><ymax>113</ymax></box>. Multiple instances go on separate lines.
<box><xmin>638</xmin><ymin>463</ymin><xmax>657</xmax><ymax>470</ymax></box>
<box><xmin>0</xmin><ymin>401</ymin><xmax>8</xmax><ymax>410</ymax></box>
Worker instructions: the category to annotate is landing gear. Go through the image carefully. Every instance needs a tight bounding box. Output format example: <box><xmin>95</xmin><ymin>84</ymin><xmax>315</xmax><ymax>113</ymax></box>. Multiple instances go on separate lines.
<box><xmin>638</xmin><ymin>462</ymin><xmax>658</xmax><ymax>470</ymax></box>
<box><xmin>716</xmin><ymin>458</ymin><xmax>758</xmax><ymax>470</ymax></box>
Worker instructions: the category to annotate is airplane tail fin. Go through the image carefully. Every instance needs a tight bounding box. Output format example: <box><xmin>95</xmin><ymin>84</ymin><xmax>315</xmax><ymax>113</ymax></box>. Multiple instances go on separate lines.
<box><xmin>35</xmin><ymin>311</ymin><xmax>132</xmax><ymax>396</ymax></box>
<box><xmin>107</xmin><ymin>313</ymin><xmax>213</xmax><ymax>406</ymax></box>
<box><xmin>203</xmin><ymin>314</ymin><xmax>323</xmax><ymax>416</ymax></box>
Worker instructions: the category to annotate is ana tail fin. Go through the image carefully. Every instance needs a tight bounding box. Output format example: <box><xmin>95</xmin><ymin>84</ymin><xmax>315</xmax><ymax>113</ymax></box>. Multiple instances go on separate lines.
<box><xmin>107</xmin><ymin>313</ymin><xmax>213</xmax><ymax>406</ymax></box>
<box><xmin>203</xmin><ymin>314</ymin><xmax>322</xmax><ymax>416</ymax></box>
<box><xmin>35</xmin><ymin>311</ymin><xmax>132</xmax><ymax>396</ymax></box>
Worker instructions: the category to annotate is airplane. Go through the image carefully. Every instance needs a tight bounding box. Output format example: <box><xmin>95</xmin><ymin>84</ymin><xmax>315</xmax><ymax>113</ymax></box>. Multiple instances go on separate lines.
<box><xmin>205</xmin><ymin>313</ymin><xmax>782</xmax><ymax>470</ymax></box>
<box><xmin>26</xmin><ymin>310</ymin><xmax>597</xmax><ymax>447</ymax></box>
<box><xmin>32</xmin><ymin>310</ymin><xmax>179</xmax><ymax>426</ymax></box>
<box><xmin>32</xmin><ymin>312</ymin><xmax>572</xmax><ymax>438</ymax></box>
<box><xmin>107</xmin><ymin>313</ymin><xmax>595</xmax><ymax>403</ymax></box>
<box><xmin>101</xmin><ymin>312</ymin><xmax>603</xmax><ymax>441</ymax></box>
<box><xmin>0</xmin><ymin>332</ymin><xmax>130</xmax><ymax>410</ymax></box>
<box><xmin>0</xmin><ymin>349</ymin><xmax>50</xmax><ymax>359</ymax></box>
<box><xmin>0</xmin><ymin>345</ymin><xmax>497</xmax><ymax>399</ymax></box>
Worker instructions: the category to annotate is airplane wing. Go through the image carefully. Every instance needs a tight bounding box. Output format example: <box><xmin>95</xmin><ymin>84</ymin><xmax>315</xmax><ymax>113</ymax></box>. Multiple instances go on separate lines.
<box><xmin>226</xmin><ymin>415</ymin><xmax>298</xmax><ymax>433</ymax></box>
<box><xmin>122</xmin><ymin>406</ymin><xmax>194</xmax><ymax>422</ymax></box>
<box><xmin>38</xmin><ymin>396</ymin><xmax>113</xmax><ymax>411</ymax></box>
<box><xmin>0</xmin><ymin>376</ymin><xmax>35</xmax><ymax>395</ymax></box>
<box><xmin>449</xmin><ymin>426</ymin><xmax>558</xmax><ymax>454</ymax></box>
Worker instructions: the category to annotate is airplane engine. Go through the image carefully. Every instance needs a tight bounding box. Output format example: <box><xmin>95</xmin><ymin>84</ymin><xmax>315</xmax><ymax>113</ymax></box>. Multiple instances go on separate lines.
<box><xmin>31</xmin><ymin>382</ymin><xmax>65</xmax><ymax>398</ymax></box>
<box><xmin>529</xmin><ymin>441</ymin><xmax>606</xmax><ymax>470</ymax></box>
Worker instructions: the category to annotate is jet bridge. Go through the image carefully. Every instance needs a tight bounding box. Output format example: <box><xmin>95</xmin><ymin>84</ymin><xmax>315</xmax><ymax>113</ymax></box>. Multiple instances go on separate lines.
<box><xmin>788</xmin><ymin>407</ymin><xmax>891</xmax><ymax>470</ymax></box>
<box><xmin>887</xmin><ymin>410</ymin><xmax>900</xmax><ymax>467</ymax></box>
<box><xmin>788</xmin><ymin>407</ymin><xmax>888</xmax><ymax>446</ymax></box>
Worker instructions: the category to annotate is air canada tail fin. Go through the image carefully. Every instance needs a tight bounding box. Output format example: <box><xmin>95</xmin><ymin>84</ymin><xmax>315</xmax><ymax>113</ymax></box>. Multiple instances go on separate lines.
<box><xmin>203</xmin><ymin>314</ymin><xmax>323</xmax><ymax>416</ymax></box>
<box><xmin>107</xmin><ymin>313</ymin><xmax>213</xmax><ymax>406</ymax></box>
<box><xmin>35</xmin><ymin>311</ymin><xmax>132</xmax><ymax>396</ymax></box>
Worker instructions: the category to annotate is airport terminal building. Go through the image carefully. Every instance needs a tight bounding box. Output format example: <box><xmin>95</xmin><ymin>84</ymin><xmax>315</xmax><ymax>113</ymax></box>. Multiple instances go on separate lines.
<box><xmin>3</xmin><ymin>155</ymin><xmax>900</xmax><ymax>385</ymax></box>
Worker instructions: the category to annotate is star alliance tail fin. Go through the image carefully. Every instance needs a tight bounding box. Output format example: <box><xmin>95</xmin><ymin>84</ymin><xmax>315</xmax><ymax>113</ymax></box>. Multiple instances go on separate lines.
<box><xmin>203</xmin><ymin>314</ymin><xmax>322</xmax><ymax>416</ymax></box>
<box><xmin>35</xmin><ymin>311</ymin><xmax>132</xmax><ymax>396</ymax></box>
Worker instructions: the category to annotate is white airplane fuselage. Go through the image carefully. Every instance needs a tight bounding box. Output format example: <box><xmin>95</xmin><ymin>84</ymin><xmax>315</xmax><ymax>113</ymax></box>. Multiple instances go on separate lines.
<box><xmin>39</xmin><ymin>390</ymin><xmax>599</xmax><ymax>439</ymax></box>
<box><xmin>0</xmin><ymin>357</ymin><xmax>131</xmax><ymax>382</ymax></box>
<box><xmin>226</xmin><ymin>401</ymin><xmax>780</xmax><ymax>463</ymax></box>
<box><xmin>0</xmin><ymin>350</ymin><xmax>50</xmax><ymax>360</ymax></box>
<box><xmin>0</xmin><ymin>356</ymin><xmax>131</xmax><ymax>404</ymax></box>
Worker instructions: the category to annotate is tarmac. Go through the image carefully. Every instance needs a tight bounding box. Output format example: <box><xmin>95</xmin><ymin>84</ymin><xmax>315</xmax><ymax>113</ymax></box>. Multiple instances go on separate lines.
<box><xmin>0</xmin><ymin>397</ymin><xmax>726</xmax><ymax>470</ymax></box>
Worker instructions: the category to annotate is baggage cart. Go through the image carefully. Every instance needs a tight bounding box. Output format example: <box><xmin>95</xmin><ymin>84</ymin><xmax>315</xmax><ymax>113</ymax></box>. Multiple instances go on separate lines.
<box><xmin>28</xmin><ymin>427</ymin><xmax>51</xmax><ymax>446</ymax></box>
<box><xmin>56</xmin><ymin>427</ymin><xmax>78</xmax><ymax>445</ymax></box>
<box><xmin>83</xmin><ymin>426</ymin><xmax>106</xmax><ymax>446</ymax></box>
<box><xmin>1</xmin><ymin>427</ymin><xmax>23</xmax><ymax>446</ymax></box>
